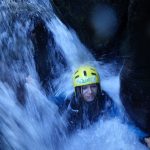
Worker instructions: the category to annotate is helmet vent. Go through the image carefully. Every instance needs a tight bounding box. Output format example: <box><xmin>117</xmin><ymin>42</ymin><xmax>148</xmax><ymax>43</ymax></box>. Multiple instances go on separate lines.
<box><xmin>75</xmin><ymin>75</ymin><xmax>79</xmax><ymax>79</ymax></box>
<box><xmin>83</xmin><ymin>71</ymin><xmax>87</xmax><ymax>76</ymax></box>
<box><xmin>90</xmin><ymin>68</ymin><xmax>95</xmax><ymax>71</ymax></box>
<box><xmin>91</xmin><ymin>73</ymin><xmax>96</xmax><ymax>75</ymax></box>
<box><xmin>75</xmin><ymin>71</ymin><xmax>78</xmax><ymax>74</ymax></box>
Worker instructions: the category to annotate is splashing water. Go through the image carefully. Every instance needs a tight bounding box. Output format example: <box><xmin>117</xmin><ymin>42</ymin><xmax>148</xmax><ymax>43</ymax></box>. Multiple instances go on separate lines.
<box><xmin>0</xmin><ymin>0</ymin><xmax>148</xmax><ymax>150</ymax></box>
<box><xmin>0</xmin><ymin>1</ymin><xmax>67</xmax><ymax>150</ymax></box>
<box><xmin>48</xmin><ymin>16</ymin><xmax>148</xmax><ymax>150</ymax></box>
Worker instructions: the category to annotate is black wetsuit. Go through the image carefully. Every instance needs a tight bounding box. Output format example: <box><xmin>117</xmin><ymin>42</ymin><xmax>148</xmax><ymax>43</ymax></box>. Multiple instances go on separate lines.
<box><xmin>62</xmin><ymin>90</ymin><xmax>115</xmax><ymax>133</ymax></box>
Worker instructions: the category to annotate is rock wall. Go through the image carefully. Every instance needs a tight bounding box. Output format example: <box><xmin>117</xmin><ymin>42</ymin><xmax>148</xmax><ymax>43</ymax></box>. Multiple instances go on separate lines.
<box><xmin>120</xmin><ymin>0</ymin><xmax>150</xmax><ymax>133</ymax></box>
<box><xmin>52</xmin><ymin>0</ymin><xmax>129</xmax><ymax>59</ymax></box>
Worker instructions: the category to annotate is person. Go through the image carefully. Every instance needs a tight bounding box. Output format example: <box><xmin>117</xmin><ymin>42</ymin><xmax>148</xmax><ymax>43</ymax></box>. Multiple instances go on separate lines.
<box><xmin>62</xmin><ymin>65</ymin><xmax>115</xmax><ymax>133</ymax></box>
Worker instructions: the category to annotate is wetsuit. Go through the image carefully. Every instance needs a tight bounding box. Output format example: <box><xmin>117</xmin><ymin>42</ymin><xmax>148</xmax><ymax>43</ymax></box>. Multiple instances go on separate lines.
<box><xmin>63</xmin><ymin>90</ymin><xmax>115</xmax><ymax>133</ymax></box>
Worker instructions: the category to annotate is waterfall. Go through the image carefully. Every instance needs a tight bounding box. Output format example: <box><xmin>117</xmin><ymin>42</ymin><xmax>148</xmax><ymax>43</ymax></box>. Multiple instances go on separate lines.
<box><xmin>0</xmin><ymin>0</ymin><xmax>148</xmax><ymax>150</ymax></box>
<box><xmin>48</xmin><ymin>15</ymin><xmax>148</xmax><ymax>150</ymax></box>
<box><xmin>0</xmin><ymin>1</ymin><xmax>66</xmax><ymax>150</ymax></box>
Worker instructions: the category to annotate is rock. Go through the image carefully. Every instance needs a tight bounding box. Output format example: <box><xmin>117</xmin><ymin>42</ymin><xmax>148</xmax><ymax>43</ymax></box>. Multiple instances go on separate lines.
<box><xmin>31</xmin><ymin>17</ymin><xmax>67</xmax><ymax>94</ymax></box>
<box><xmin>120</xmin><ymin>0</ymin><xmax>150</xmax><ymax>133</ymax></box>
<box><xmin>52</xmin><ymin>0</ymin><xmax>129</xmax><ymax>58</ymax></box>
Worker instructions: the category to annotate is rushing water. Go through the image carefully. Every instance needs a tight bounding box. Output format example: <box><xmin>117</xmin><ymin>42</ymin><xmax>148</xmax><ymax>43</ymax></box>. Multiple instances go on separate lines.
<box><xmin>0</xmin><ymin>0</ymin><xmax>148</xmax><ymax>150</ymax></box>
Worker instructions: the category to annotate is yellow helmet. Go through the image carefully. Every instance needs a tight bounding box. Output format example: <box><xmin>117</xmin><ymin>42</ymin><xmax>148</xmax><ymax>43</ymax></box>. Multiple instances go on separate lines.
<box><xmin>73</xmin><ymin>66</ymin><xmax>100</xmax><ymax>87</ymax></box>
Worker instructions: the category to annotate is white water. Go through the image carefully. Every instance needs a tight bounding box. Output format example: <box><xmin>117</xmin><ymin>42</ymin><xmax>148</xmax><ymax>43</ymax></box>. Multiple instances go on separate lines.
<box><xmin>0</xmin><ymin>1</ymin><xmax>66</xmax><ymax>150</ymax></box>
<box><xmin>49</xmin><ymin>16</ymin><xmax>148</xmax><ymax>150</ymax></box>
<box><xmin>0</xmin><ymin>1</ymin><xmax>148</xmax><ymax>150</ymax></box>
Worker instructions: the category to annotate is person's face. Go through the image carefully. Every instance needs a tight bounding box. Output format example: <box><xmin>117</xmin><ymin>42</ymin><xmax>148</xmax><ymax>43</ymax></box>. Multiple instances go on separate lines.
<box><xmin>81</xmin><ymin>83</ymin><xmax>98</xmax><ymax>102</ymax></box>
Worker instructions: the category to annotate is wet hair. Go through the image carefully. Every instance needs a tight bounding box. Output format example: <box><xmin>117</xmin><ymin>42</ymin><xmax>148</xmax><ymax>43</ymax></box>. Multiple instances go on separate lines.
<box><xmin>75</xmin><ymin>84</ymin><xmax>104</xmax><ymax>123</ymax></box>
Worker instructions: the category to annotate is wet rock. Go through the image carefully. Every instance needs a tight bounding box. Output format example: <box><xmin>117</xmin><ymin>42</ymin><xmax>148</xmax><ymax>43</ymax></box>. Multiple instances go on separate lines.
<box><xmin>31</xmin><ymin>17</ymin><xmax>67</xmax><ymax>94</ymax></box>
<box><xmin>120</xmin><ymin>0</ymin><xmax>150</xmax><ymax>133</ymax></box>
<box><xmin>31</xmin><ymin>17</ymin><xmax>52</xmax><ymax>93</ymax></box>
<box><xmin>52</xmin><ymin>0</ymin><xmax>129</xmax><ymax>58</ymax></box>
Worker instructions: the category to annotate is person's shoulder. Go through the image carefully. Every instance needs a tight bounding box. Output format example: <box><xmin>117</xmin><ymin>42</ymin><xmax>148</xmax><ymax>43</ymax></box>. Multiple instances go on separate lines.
<box><xmin>66</xmin><ymin>93</ymin><xmax>81</xmax><ymax>112</ymax></box>
<box><xmin>50</xmin><ymin>95</ymin><xmax>66</xmax><ymax>106</ymax></box>
<box><xmin>48</xmin><ymin>94</ymin><xmax>71</xmax><ymax>113</ymax></box>
<box><xmin>59</xmin><ymin>93</ymin><xmax>76</xmax><ymax>113</ymax></box>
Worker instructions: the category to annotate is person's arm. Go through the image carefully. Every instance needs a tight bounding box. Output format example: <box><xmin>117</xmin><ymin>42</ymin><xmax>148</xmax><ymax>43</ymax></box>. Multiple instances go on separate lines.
<box><xmin>65</xmin><ymin>95</ymin><xmax>80</xmax><ymax>133</ymax></box>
